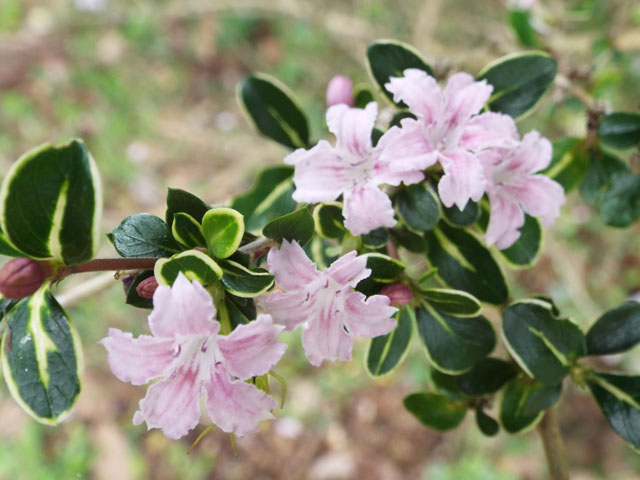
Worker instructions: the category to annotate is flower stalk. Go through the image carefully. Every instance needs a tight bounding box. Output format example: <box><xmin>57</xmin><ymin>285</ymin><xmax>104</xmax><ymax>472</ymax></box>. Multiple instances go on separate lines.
<box><xmin>538</xmin><ymin>407</ymin><xmax>570</xmax><ymax>480</ymax></box>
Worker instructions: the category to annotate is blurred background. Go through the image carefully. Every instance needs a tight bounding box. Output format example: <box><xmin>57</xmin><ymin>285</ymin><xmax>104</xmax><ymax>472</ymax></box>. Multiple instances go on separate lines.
<box><xmin>0</xmin><ymin>0</ymin><xmax>639</xmax><ymax>478</ymax></box>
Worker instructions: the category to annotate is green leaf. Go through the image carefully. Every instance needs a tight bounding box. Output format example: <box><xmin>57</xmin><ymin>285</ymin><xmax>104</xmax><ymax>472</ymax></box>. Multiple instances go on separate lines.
<box><xmin>0</xmin><ymin>139</ymin><xmax>102</xmax><ymax>265</ymax></box>
<box><xmin>419</xmin><ymin>288</ymin><xmax>482</xmax><ymax>317</ymax></box>
<box><xmin>425</xmin><ymin>223</ymin><xmax>509</xmax><ymax>304</ymax></box>
<box><xmin>541</xmin><ymin>138</ymin><xmax>589</xmax><ymax>192</ymax></box>
<box><xmin>225</xmin><ymin>295</ymin><xmax>253</xmax><ymax>329</ymax></box>
<box><xmin>477</xmin><ymin>51</ymin><xmax>557</xmax><ymax>118</ymax></box>
<box><xmin>165</xmin><ymin>188</ymin><xmax>210</xmax><ymax>228</ymax></box>
<box><xmin>390</xmin><ymin>229</ymin><xmax>426</xmax><ymax>253</ymax></box>
<box><xmin>415</xmin><ymin>304</ymin><xmax>496</xmax><ymax>374</ymax></box>
<box><xmin>587</xmin><ymin>372</ymin><xmax>640</xmax><ymax>450</ymax></box>
<box><xmin>476</xmin><ymin>409</ymin><xmax>500</xmax><ymax>436</ymax></box>
<box><xmin>353</xmin><ymin>84</ymin><xmax>376</xmax><ymax>109</ymax></box>
<box><xmin>389</xmin><ymin>111</ymin><xmax>416</xmax><ymax>128</ymax></box>
<box><xmin>1</xmin><ymin>286</ymin><xmax>83</xmax><ymax>425</ymax></box>
<box><xmin>396</xmin><ymin>184</ymin><xmax>440</xmax><ymax>232</ymax></box>
<box><xmin>0</xmin><ymin>228</ymin><xmax>25</xmax><ymax>257</ymax></box>
<box><xmin>456</xmin><ymin>358</ymin><xmax>519</xmax><ymax>396</ymax></box>
<box><xmin>580</xmin><ymin>148</ymin><xmax>630</xmax><ymax>205</ymax></box>
<box><xmin>595</xmin><ymin>173</ymin><xmax>640</xmax><ymax>228</ymax></box>
<box><xmin>502</xmin><ymin>300</ymin><xmax>586</xmax><ymax>385</ymax></box>
<box><xmin>313</xmin><ymin>203</ymin><xmax>345</xmax><ymax>239</ymax></box>
<box><xmin>366</xmin><ymin>306</ymin><xmax>413</xmax><ymax>377</ymax></box>
<box><xmin>403</xmin><ymin>392</ymin><xmax>467</xmax><ymax>431</ymax></box>
<box><xmin>171</xmin><ymin>212</ymin><xmax>206</xmax><ymax>249</ymax></box>
<box><xmin>238</xmin><ymin>74</ymin><xmax>309</xmax><ymax>149</ymax></box>
<box><xmin>508</xmin><ymin>9</ymin><xmax>538</xmax><ymax>48</ymax></box>
<box><xmin>124</xmin><ymin>270</ymin><xmax>154</xmax><ymax>309</ymax></box>
<box><xmin>597</xmin><ymin>112</ymin><xmax>640</xmax><ymax>149</ymax></box>
<box><xmin>202</xmin><ymin>207</ymin><xmax>245</xmax><ymax>259</ymax></box>
<box><xmin>262</xmin><ymin>207</ymin><xmax>314</xmax><ymax>246</ymax></box>
<box><xmin>586</xmin><ymin>302</ymin><xmax>640</xmax><ymax>355</ymax></box>
<box><xmin>497</xmin><ymin>215</ymin><xmax>542</xmax><ymax>268</ymax></box>
<box><xmin>0</xmin><ymin>297</ymin><xmax>19</xmax><ymax>322</ymax></box>
<box><xmin>111</xmin><ymin>214</ymin><xmax>180</xmax><ymax>258</ymax></box>
<box><xmin>366</xmin><ymin>40</ymin><xmax>433</xmax><ymax>104</ymax></box>
<box><xmin>364</xmin><ymin>253</ymin><xmax>405</xmax><ymax>282</ymax></box>
<box><xmin>361</xmin><ymin>227</ymin><xmax>388</xmax><ymax>249</ymax></box>
<box><xmin>154</xmin><ymin>250</ymin><xmax>223</xmax><ymax>286</ymax></box>
<box><xmin>231</xmin><ymin>166</ymin><xmax>297</xmax><ymax>231</ymax></box>
<box><xmin>500</xmin><ymin>377</ymin><xmax>561</xmax><ymax>434</ymax></box>
<box><xmin>442</xmin><ymin>202</ymin><xmax>479</xmax><ymax>227</ymax></box>
<box><xmin>219</xmin><ymin>259</ymin><xmax>274</xmax><ymax>298</ymax></box>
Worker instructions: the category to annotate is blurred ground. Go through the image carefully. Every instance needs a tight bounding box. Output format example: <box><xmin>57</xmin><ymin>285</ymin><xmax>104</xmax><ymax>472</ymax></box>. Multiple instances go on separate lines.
<box><xmin>0</xmin><ymin>0</ymin><xmax>640</xmax><ymax>479</ymax></box>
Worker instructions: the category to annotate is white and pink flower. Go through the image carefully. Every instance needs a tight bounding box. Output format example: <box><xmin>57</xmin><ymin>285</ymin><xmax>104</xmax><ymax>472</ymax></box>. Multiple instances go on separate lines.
<box><xmin>285</xmin><ymin>102</ymin><xmax>424</xmax><ymax>235</ymax></box>
<box><xmin>259</xmin><ymin>240</ymin><xmax>397</xmax><ymax>366</ymax></box>
<box><xmin>480</xmin><ymin>131</ymin><xmax>565</xmax><ymax>249</ymax></box>
<box><xmin>101</xmin><ymin>273</ymin><xmax>286</xmax><ymax>439</ymax></box>
<box><xmin>381</xmin><ymin>69</ymin><xmax>517</xmax><ymax>210</ymax></box>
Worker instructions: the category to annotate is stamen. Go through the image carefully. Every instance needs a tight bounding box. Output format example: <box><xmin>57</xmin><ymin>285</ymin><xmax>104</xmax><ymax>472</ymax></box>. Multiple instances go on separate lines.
<box><xmin>188</xmin><ymin>424</ymin><xmax>215</xmax><ymax>454</ymax></box>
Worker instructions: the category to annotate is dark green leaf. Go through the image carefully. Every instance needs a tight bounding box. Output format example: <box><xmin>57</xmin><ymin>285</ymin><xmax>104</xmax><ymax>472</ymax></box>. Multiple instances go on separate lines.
<box><xmin>202</xmin><ymin>208</ymin><xmax>245</xmax><ymax>259</ymax></box>
<box><xmin>442</xmin><ymin>202</ymin><xmax>479</xmax><ymax>227</ymax></box>
<box><xmin>500</xmin><ymin>377</ymin><xmax>561</xmax><ymax>433</ymax></box>
<box><xmin>415</xmin><ymin>304</ymin><xmax>496</xmax><ymax>374</ymax></box>
<box><xmin>507</xmin><ymin>9</ymin><xmax>538</xmax><ymax>48</ymax></box>
<box><xmin>0</xmin><ymin>229</ymin><xmax>25</xmax><ymax>257</ymax></box>
<box><xmin>580</xmin><ymin>148</ymin><xmax>630</xmax><ymax>205</ymax></box>
<box><xmin>219</xmin><ymin>260</ymin><xmax>274</xmax><ymax>298</ymax></box>
<box><xmin>403</xmin><ymin>392</ymin><xmax>466</xmax><ymax>431</ymax></box>
<box><xmin>587</xmin><ymin>372</ymin><xmax>640</xmax><ymax>450</ymax></box>
<box><xmin>165</xmin><ymin>188</ymin><xmax>210</xmax><ymax>228</ymax></box>
<box><xmin>541</xmin><ymin>138</ymin><xmax>589</xmax><ymax>192</ymax></box>
<box><xmin>502</xmin><ymin>300</ymin><xmax>586</xmax><ymax>385</ymax></box>
<box><xmin>586</xmin><ymin>302</ymin><xmax>640</xmax><ymax>355</ymax></box>
<box><xmin>396</xmin><ymin>184</ymin><xmax>440</xmax><ymax>232</ymax></box>
<box><xmin>262</xmin><ymin>207</ymin><xmax>314</xmax><ymax>246</ymax></box>
<box><xmin>366</xmin><ymin>306</ymin><xmax>413</xmax><ymax>377</ymax></box>
<box><xmin>390</xmin><ymin>229</ymin><xmax>426</xmax><ymax>253</ymax></box>
<box><xmin>389</xmin><ymin>111</ymin><xmax>417</xmax><ymax>128</ymax></box>
<box><xmin>476</xmin><ymin>409</ymin><xmax>500</xmax><ymax>436</ymax></box>
<box><xmin>364</xmin><ymin>253</ymin><xmax>405</xmax><ymax>282</ymax></box>
<box><xmin>154</xmin><ymin>250</ymin><xmax>223</xmax><ymax>286</ymax></box>
<box><xmin>419</xmin><ymin>288</ymin><xmax>482</xmax><ymax>317</ymax></box>
<box><xmin>477</xmin><ymin>52</ymin><xmax>557</xmax><ymax>118</ymax></box>
<box><xmin>0</xmin><ymin>140</ymin><xmax>101</xmax><ymax>265</ymax></box>
<box><xmin>1</xmin><ymin>287</ymin><xmax>82</xmax><ymax>424</ymax></box>
<box><xmin>457</xmin><ymin>358</ymin><xmax>519</xmax><ymax>396</ymax></box>
<box><xmin>353</xmin><ymin>84</ymin><xmax>375</xmax><ymax>109</ymax></box>
<box><xmin>597</xmin><ymin>112</ymin><xmax>640</xmax><ymax>149</ymax></box>
<box><xmin>425</xmin><ymin>223</ymin><xmax>509</xmax><ymax>304</ymax></box>
<box><xmin>111</xmin><ymin>214</ymin><xmax>180</xmax><ymax>258</ymax></box>
<box><xmin>124</xmin><ymin>270</ymin><xmax>154</xmax><ymax>309</ymax></box>
<box><xmin>238</xmin><ymin>74</ymin><xmax>309</xmax><ymax>149</ymax></box>
<box><xmin>596</xmin><ymin>173</ymin><xmax>640</xmax><ymax>227</ymax></box>
<box><xmin>366</xmin><ymin>40</ymin><xmax>433</xmax><ymax>104</ymax></box>
<box><xmin>313</xmin><ymin>203</ymin><xmax>345</xmax><ymax>239</ymax></box>
<box><xmin>171</xmin><ymin>212</ymin><xmax>206</xmax><ymax>249</ymax></box>
<box><xmin>361</xmin><ymin>227</ymin><xmax>388</xmax><ymax>249</ymax></box>
<box><xmin>498</xmin><ymin>215</ymin><xmax>542</xmax><ymax>267</ymax></box>
<box><xmin>231</xmin><ymin>166</ymin><xmax>297</xmax><ymax>231</ymax></box>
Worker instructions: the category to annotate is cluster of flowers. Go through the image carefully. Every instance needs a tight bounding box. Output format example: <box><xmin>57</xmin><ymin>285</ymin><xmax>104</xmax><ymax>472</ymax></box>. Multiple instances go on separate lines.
<box><xmin>102</xmin><ymin>241</ymin><xmax>397</xmax><ymax>439</ymax></box>
<box><xmin>308</xmin><ymin>69</ymin><xmax>565</xmax><ymax>249</ymax></box>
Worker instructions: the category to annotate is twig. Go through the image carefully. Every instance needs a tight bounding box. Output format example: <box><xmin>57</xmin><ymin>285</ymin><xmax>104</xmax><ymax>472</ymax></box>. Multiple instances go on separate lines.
<box><xmin>538</xmin><ymin>407</ymin><xmax>570</xmax><ymax>480</ymax></box>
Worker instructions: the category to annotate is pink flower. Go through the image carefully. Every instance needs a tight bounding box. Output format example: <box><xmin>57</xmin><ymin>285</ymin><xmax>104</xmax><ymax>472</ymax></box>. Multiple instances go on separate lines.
<box><xmin>285</xmin><ymin>102</ymin><xmax>424</xmax><ymax>235</ymax></box>
<box><xmin>326</xmin><ymin>75</ymin><xmax>354</xmax><ymax>107</ymax></box>
<box><xmin>259</xmin><ymin>240</ymin><xmax>397</xmax><ymax>366</ymax></box>
<box><xmin>101</xmin><ymin>273</ymin><xmax>286</xmax><ymax>439</ymax></box>
<box><xmin>381</xmin><ymin>69</ymin><xmax>517</xmax><ymax>210</ymax></box>
<box><xmin>480</xmin><ymin>131</ymin><xmax>565</xmax><ymax>249</ymax></box>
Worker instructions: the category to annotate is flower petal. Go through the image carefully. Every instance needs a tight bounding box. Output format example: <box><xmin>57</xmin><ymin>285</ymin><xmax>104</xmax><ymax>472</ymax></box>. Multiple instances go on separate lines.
<box><xmin>267</xmin><ymin>239</ymin><xmax>318</xmax><ymax>291</ymax></box>
<box><xmin>259</xmin><ymin>290</ymin><xmax>311</xmax><ymax>331</ymax></box>
<box><xmin>461</xmin><ymin>112</ymin><xmax>518</xmax><ymax>151</ymax></box>
<box><xmin>148</xmin><ymin>273</ymin><xmax>218</xmax><ymax>338</ymax></box>
<box><xmin>342</xmin><ymin>292</ymin><xmax>397</xmax><ymax>337</ymax></box>
<box><xmin>385</xmin><ymin>69</ymin><xmax>443</xmax><ymax>123</ymax></box>
<box><xmin>301</xmin><ymin>292</ymin><xmax>353</xmax><ymax>366</ymax></box>
<box><xmin>343</xmin><ymin>184</ymin><xmax>396</xmax><ymax>235</ymax></box>
<box><xmin>438</xmin><ymin>150</ymin><xmax>486</xmax><ymax>210</ymax></box>
<box><xmin>511</xmin><ymin>131</ymin><xmax>553</xmax><ymax>174</ymax></box>
<box><xmin>100</xmin><ymin>329</ymin><xmax>175</xmax><ymax>385</ymax></box>
<box><xmin>485</xmin><ymin>192</ymin><xmax>525</xmax><ymax>249</ymax></box>
<box><xmin>513</xmin><ymin>175</ymin><xmax>565</xmax><ymax>226</ymax></box>
<box><xmin>326</xmin><ymin>102</ymin><xmax>377</xmax><ymax>158</ymax></box>
<box><xmin>324</xmin><ymin>251</ymin><xmax>370</xmax><ymax>287</ymax></box>
<box><xmin>443</xmin><ymin>73</ymin><xmax>493</xmax><ymax>128</ymax></box>
<box><xmin>218</xmin><ymin>315</ymin><xmax>286</xmax><ymax>379</ymax></box>
<box><xmin>377</xmin><ymin>120</ymin><xmax>438</xmax><ymax>174</ymax></box>
<box><xmin>204</xmin><ymin>367</ymin><xmax>276</xmax><ymax>437</ymax></box>
<box><xmin>132</xmin><ymin>339</ymin><xmax>203</xmax><ymax>439</ymax></box>
<box><xmin>286</xmin><ymin>141</ymin><xmax>351</xmax><ymax>203</ymax></box>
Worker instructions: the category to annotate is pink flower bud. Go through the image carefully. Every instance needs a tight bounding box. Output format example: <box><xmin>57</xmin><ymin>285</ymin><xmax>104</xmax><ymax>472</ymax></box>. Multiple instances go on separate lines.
<box><xmin>0</xmin><ymin>258</ymin><xmax>49</xmax><ymax>299</ymax></box>
<box><xmin>379</xmin><ymin>283</ymin><xmax>413</xmax><ymax>306</ymax></box>
<box><xmin>136</xmin><ymin>276</ymin><xmax>159</xmax><ymax>299</ymax></box>
<box><xmin>326</xmin><ymin>75</ymin><xmax>354</xmax><ymax>107</ymax></box>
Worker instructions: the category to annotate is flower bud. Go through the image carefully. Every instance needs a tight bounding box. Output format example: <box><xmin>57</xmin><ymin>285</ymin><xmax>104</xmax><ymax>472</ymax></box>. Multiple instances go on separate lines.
<box><xmin>379</xmin><ymin>283</ymin><xmax>413</xmax><ymax>306</ymax></box>
<box><xmin>136</xmin><ymin>276</ymin><xmax>159</xmax><ymax>299</ymax></box>
<box><xmin>0</xmin><ymin>258</ymin><xmax>49</xmax><ymax>299</ymax></box>
<box><xmin>326</xmin><ymin>75</ymin><xmax>354</xmax><ymax>107</ymax></box>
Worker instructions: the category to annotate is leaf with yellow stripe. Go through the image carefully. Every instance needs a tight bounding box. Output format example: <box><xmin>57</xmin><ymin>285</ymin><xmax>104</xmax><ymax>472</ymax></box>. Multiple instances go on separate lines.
<box><xmin>1</xmin><ymin>286</ymin><xmax>83</xmax><ymax>425</ymax></box>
